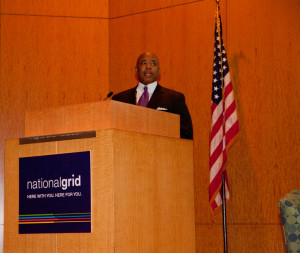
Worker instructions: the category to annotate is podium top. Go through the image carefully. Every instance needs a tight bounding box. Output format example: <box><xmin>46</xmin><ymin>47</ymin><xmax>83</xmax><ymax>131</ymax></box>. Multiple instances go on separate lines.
<box><xmin>24</xmin><ymin>100</ymin><xmax>180</xmax><ymax>138</ymax></box>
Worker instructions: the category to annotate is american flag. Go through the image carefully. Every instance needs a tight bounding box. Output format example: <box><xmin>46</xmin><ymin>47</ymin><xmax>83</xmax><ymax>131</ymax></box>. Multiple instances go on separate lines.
<box><xmin>209</xmin><ymin>15</ymin><xmax>239</xmax><ymax>212</ymax></box>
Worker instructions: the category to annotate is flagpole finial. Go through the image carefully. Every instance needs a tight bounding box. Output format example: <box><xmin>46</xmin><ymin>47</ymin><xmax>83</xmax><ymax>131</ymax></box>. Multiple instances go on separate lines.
<box><xmin>216</xmin><ymin>0</ymin><xmax>220</xmax><ymax>18</ymax></box>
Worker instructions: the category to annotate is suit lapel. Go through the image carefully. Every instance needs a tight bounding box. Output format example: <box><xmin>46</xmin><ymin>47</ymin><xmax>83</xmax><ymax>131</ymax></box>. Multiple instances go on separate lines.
<box><xmin>129</xmin><ymin>88</ymin><xmax>137</xmax><ymax>105</ymax></box>
<box><xmin>123</xmin><ymin>87</ymin><xmax>137</xmax><ymax>105</ymax></box>
<box><xmin>147</xmin><ymin>84</ymin><xmax>164</xmax><ymax>109</ymax></box>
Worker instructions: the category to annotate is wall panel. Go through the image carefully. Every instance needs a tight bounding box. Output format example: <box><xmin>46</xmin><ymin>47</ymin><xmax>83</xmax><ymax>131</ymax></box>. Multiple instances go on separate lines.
<box><xmin>0</xmin><ymin>2</ymin><xmax>110</xmax><ymax>251</ymax></box>
<box><xmin>196</xmin><ymin>224</ymin><xmax>286</xmax><ymax>252</ymax></box>
<box><xmin>109</xmin><ymin>0</ymin><xmax>207</xmax><ymax>18</ymax></box>
<box><xmin>1</xmin><ymin>0</ymin><xmax>109</xmax><ymax>18</ymax></box>
<box><xmin>225</xmin><ymin>0</ymin><xmax>300</xmax><ymax>225</ymax></box>
<box><xmin>1</xmin><ymin>15</ymin><xmax>109</xmax><ymax>112</ymax></box>
<box><xmin>109</xmin><ymin>1</ymin><xmax>216</xmax><ymax>98</ymax></box>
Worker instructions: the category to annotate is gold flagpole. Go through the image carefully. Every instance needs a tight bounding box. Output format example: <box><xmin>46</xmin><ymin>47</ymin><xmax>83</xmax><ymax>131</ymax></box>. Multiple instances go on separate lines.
<box><xmin>216</xmin><ymin>1</ymin><xmax>228</xmax><ymax>253</ymax></box>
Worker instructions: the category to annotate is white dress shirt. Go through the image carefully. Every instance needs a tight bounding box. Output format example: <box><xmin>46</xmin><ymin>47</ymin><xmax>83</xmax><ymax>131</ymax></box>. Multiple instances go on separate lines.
<box><xmin>135</xmin><ymin>81</ymin><xmax>157</xmax><ymax>104</ymax></box>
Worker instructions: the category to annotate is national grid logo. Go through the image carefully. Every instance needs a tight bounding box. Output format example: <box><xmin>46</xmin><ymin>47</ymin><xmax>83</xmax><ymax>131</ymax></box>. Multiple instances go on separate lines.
<box><xmin>26</xmin><ymin>174</ymin><xmax>81</xmax><ymax>191</ymax></box>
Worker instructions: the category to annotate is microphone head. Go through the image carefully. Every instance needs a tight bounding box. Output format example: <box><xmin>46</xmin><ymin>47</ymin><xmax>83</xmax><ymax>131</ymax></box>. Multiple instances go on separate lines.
<box><xmin>103</xmin><ymin>91</ymin><xmax>114</xmax><ymax>101</ymax></box>
<box><xmin>107</xmin><ymin>91</ymin><xmax>113</xmax><ymax>98</ymax></box>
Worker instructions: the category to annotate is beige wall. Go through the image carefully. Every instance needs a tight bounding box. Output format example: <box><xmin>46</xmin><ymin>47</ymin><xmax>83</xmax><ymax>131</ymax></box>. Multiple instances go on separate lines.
<box><xmin>1</xmin><ymin>0</ymin><xmax>299</xmax><ymax>252</ymax></box>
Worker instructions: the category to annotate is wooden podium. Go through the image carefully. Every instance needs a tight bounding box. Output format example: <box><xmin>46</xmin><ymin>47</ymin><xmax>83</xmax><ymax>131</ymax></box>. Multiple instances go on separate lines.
<box><xmin>4</xmin><ymin>101</ymin><xmax>195</xmax><ymax>253</ymax></box>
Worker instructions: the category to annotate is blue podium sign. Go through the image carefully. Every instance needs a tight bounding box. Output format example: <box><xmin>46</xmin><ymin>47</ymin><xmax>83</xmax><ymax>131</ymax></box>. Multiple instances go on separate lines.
<box><xmin>19</xmin><ymin>151</ymin><xmax>91</xmax><ymax>234</ymax></box>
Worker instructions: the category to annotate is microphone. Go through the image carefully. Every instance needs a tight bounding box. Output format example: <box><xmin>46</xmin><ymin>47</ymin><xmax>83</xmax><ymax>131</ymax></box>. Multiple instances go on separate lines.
<box><xmin>103</xmin><ymin>91</ymin><xmax>113</xmax><ymax>100</ymax></box>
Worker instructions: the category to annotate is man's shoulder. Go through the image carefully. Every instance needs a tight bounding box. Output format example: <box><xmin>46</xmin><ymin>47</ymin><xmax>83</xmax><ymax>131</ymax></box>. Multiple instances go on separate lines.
<box><xmin>158</xmin><ymin>84</ymin><xmax>185</xmax><ymax>98</ymax></box>
<box><xmin>112</xmin><ymin>87</ymin><xmax>136</xmax><ymax>99</ymax></box>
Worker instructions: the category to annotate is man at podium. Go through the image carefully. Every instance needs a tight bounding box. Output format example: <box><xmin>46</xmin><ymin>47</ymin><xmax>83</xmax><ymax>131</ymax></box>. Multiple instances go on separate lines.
<box><xmin>112</xmin><ymin>52</ymin><xmax>193</xmax><ymax>140</ymax></box>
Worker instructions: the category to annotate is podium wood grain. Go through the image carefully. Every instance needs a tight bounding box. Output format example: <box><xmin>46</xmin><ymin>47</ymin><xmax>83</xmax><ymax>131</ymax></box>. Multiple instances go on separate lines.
<box><xmin>4</xmin><ymin>139</ymin><xmax>56</xmax><ymax>253</ymax></box>
<box><xmin>4</xmin><ymin>129</ymin><xmax>195</xmax><ymax>252</ymax></box>
<box><xmin>24</xmin><ymin>101</ymin><xmax>180</xmax><ymax>139</ymax></box>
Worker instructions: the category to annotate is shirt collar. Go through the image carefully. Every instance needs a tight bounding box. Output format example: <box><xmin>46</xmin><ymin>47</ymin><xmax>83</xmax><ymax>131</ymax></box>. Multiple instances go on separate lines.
<box><xmin>136</xmin><ymin>81</ymin><xmax>157</xmax><ymax>94</ymax></box>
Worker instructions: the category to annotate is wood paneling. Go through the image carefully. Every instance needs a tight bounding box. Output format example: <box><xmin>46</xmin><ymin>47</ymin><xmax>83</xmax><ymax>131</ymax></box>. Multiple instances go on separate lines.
<box><xmin>109</xmin><ymin>0</ymin><xmax>206</xmax><ymax>18</ymax></box>
<box><xmin>1</xmin><ymin>15</ymin><xmax>109</xmax><ymax>112</ymax></box>
<box><xmin>196</xmin><ymin>224</ymin><xmax>286</xmax><ymax>253</ymax></box>
<box><xmin>109</xmin><ymin>1</ymin><xmax>216</xmax><ymax>95</ymax></box>
<box><xmin>223</xmin><ymin>0</ymin><xmax>300</xmax><ymax>224</ymax></box>
<box><xmin>1</xmin><ymin>0</ymin><xmax>300</xmax><ymax>252</ymax></box>
<box><xmin>55</xmin><ymin>132</ymin><xmax>115</xmax><ymax>253</ymax></box>
<box><xmin>1</xmin><ymin>0</ymin><xmax>109</xmax><ymax>18</ymax></box>
<box><xmin>113</xmin><ymin>130</ymin><xmax>195</xmax><ymax>253</ymax></box>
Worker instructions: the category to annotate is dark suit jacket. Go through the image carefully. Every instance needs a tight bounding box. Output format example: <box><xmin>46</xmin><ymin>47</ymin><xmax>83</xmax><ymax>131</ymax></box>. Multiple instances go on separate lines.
<box><xmin>112</xmin><ymin>84</ymin><xmax>193</xmax><ymax>140</ymax></box>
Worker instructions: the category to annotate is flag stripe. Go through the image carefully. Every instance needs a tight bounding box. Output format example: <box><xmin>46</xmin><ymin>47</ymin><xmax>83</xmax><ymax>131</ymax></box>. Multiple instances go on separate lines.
<box><xmin>210</xmin><ymin>120</ymin><xmax>224</xmax><ymax>156</ymax></box>
<box><xmin>211</xmin><ymin>108</ymin><xmax>224</xmax><ymax>140</ymax></box>
<box><xmin>210</xmin><ymin>137</ymin><xmax>223</xmax><ymax>168</ymax></box>
<box><xmin>226</xmin><ymin>121</ymin><xmax>239</xmax><ymax>147</ymax></box>
<box><xmin>225</xmin><ymin>88</ymin><xmax>234</xmax><ymax>110</ymax></box>
<box><xmin>225</xmin><ymin>102</ymin><xmax>237</xmax><ymax>124</ymax></box>
<box><xmin>209</xmin><ymin>161</ymin><xmax>223</xmax><ymax>187</ymax></box>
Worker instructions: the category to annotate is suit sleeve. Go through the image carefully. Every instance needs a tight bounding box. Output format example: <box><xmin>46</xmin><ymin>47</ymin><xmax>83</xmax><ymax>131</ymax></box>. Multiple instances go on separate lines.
<box><xmin>111</xmin><ymin>93</ymin><xmax>121</xmax><ymax>102</ymax></box>
<box><xmin>111</xmin><ymin>88</ymin><xmax>136</xmax><ymax>105</ymax></box>
<box><xmin>174</xmin><ymin>93</ymin><xmax>193</xmax><ymax>140</ymax></box>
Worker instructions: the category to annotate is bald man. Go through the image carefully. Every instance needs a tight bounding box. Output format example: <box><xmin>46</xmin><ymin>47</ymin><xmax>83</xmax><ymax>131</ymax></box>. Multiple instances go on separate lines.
<box><xmin>112</xmin><ymin>52</ymin><xmax>193</xmax><ymax>140</ymax></box>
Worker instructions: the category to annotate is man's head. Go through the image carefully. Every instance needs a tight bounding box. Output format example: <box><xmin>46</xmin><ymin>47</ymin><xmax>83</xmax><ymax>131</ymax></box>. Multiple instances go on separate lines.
<box><xmin>135</xmin><ymin>52</ymin><xmax>160</xmax><ymax>85</ymax></box>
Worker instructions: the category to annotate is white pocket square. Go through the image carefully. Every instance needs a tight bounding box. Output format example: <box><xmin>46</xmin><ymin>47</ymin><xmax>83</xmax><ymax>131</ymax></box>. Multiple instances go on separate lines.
<box><xmin>156</xmin><ymin>107</ymin><xmax>168</xmax><ymax>111</ymax></box>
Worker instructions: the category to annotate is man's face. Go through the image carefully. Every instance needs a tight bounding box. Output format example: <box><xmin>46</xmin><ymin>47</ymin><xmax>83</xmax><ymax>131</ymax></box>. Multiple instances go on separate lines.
<box><xmin>136</xmin><ymin>53</ymin><xmax>160</xmax><ymax>85</ymax></box>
